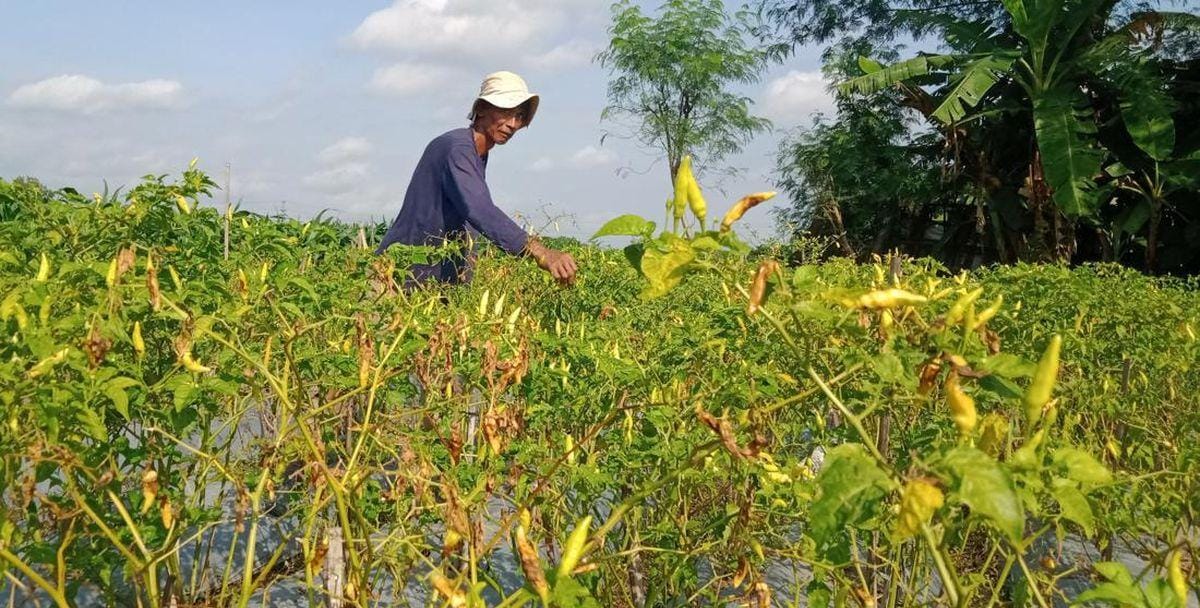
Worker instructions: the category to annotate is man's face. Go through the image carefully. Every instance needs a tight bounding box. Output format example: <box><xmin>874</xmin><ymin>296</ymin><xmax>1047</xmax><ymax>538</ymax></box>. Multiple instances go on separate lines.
<box><xmin>476</xmin><ymin>103</ymin><xmax>529</xmax><ymax>146</ymax></box>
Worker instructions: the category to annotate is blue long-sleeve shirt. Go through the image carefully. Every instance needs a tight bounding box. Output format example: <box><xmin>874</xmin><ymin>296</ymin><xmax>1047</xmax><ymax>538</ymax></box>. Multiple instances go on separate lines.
<box><xmin>375</xmin><ymin>127</ymin><xmax>529</xmax><ymax>284</ymax></box>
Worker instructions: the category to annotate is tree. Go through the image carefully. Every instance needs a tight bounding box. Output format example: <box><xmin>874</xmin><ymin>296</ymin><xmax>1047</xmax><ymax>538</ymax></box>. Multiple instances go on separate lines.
<box><xmin>764</xmin><ymin>0</ymin><xmax>1200</xmax><ymax>271</ymax></box>
<box><xmin>838</xmin><ymin>0</ymin><xmax>1198</xmax><ymax>261</ymax></box>
<box><xmin>597</xmin><ymin>0</ymin><xmax>779</xmax><ymax>187</ymax></box>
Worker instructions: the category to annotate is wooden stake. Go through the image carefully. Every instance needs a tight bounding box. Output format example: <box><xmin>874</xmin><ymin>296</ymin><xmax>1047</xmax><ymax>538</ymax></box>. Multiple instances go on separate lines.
<box><xmin>223</xmin><ymin>163</ymin><xmax>232</xmax><ymax>261</ymax></box>
<box><xmin>325</xmin><ymin>527</ymin><xmax>345</xmax><ymax>608</ymax></box>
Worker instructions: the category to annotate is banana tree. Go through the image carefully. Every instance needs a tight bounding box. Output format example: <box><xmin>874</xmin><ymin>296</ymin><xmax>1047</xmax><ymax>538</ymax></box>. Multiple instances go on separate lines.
<box><xmin>838</xmin><ymin>0</ymin><xmax>1195</xmax><ymax>258</ymax></box>
<box><xmin>1104</xmin><ymin>152</ymin><xmax>1200</xmax><ymax>270</ymax></box>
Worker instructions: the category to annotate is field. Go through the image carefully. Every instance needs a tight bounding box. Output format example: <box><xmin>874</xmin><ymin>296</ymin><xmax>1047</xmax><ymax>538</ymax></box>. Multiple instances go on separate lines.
<box><xmin>1</xmin><ymin>169</ymin><xmax>1197</xmax><ymax>607</ymax></box>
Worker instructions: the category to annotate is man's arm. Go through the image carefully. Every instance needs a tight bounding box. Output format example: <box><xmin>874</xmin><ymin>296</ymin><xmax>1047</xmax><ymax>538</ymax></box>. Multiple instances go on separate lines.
<box><xmin>444</xmin><ymin>144</ymin><xmax>529</xmax><ymax>255</ymax></box>
<box><xmin>444</xmin><ymin>145</ymin><xmax>577</xmax><ymax>284</ymax></box>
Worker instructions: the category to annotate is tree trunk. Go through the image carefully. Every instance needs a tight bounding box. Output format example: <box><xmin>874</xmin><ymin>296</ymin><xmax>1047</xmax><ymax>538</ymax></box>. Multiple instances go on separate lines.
<box><xmin>1028</xmin><ymin>150</ymin><xmax>1056</xmax><ymax>262</ymax></box>
<box><xmin>1096</xmin><ymin>226</ymin><xmax>1115</xmax><ymax>262</ymax></box>
<box><xmin>987</xmin><ymin>205</ymin><xmax>1011</xmax><ymax>264</ymax></box>
<box><xmin>823</xmin><ymin>197</ymin><xmax>856</xmax><ymax>258</ymax></box>
<box><xmin>1146</xmin><ymin>198</ymin><xmax>1162</xmax><ymax>273</ymax></box>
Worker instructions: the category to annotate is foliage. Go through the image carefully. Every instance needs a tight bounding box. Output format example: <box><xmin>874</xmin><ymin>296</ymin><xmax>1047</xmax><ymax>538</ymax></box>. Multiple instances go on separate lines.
<box><xmin>598</xmin><ymin>0</ymin><xmax>779</xmax><ymax>184</ymax></box>
<box><xmin>0</xmin><ymin>170</ymin><xmax>1197</xmax><ymax>607</ymax></box>
<box><xmin>764</xmin><ymin>0</ymin><xmax>1200</xmax><ymax>273</ymax></box>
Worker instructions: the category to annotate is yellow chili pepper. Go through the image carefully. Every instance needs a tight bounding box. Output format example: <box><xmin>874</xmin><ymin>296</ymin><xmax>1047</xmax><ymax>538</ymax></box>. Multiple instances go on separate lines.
<box><xmin>684</xmin><ymin>161</ymin><xmax>707</xmax><ymax>228</ymax></box>
<box><xmin>174</xmin><ymin>194</ymin><xmax>191</xmax><ymax>215</ymax></box>
<box><xmin>26</xmin><ymin>348</ymin><xmax>69</xmax><ymax>379</ymax></box>
<box><xmin>132</xmin><ymin>322</ymin><xmax>146</xmax><ymax>358</ymax></box>
<box><xmin>895</xmin><ymin>479</ymin><xmax>944</xmax><ymax>539</ymax></box>
<box><xmin>1024</xmin><ymin>335</ymin><xmax>1062</xmax><ymax>424</ymax></box>
<box><xmin>852</xmin><ymin>288</ymin><xmax>928</xmax><ymax>310</ymax></box>
<box><xmin>945</xmin><ymin>373</ymin><xmax>977</xmax><ymax>437</ymax></box>
<box><xmin>720</xmin><ymin>192</ymin><xmax>777</xmax><ymax>232</ymax></box>
<box><xmin>429</xmin><ymin>569</ymin><xmax>466</xmax><ymax>607</ymax></box>
<box><xmin>180</xmin><ymin>350</ymin><xmax>212</xmax><ymax>374</ymax></box>
<box><xmin>36</xmin><ymin>253</ymin><xmax>50</xmax><ymax>282</ymax></box>
<box><xmin>564</xmin><ymin>433</ymin><xmax>576</xmax><ymax>465</ymax></box>
<box><xmin>673</xmin><ymin>156</ymin><xmax>691</xmax><ymax>224</ymax></box>
<box><xmin>945</xmin><ymin>287</ymin><xmax>983</xmax><ymax>326</ymax></box>
<box><xmin>972</xmin><ymin>296</ymin><xmax>1003</xmax><ymax>330</ymax></box>
<box><xmin>557</xmin><ymin>515</ymin><xmax>593</xmax><ymax>578</ymax></box>
<box><xmin>1167</xmin><ymin>547</ymin><xmax>1188</xmax><ymax>607</ymax></box>
<box><xmin>105</xmin><ymin>258</ymin><xmax>119</xmax><ymax>288</ymax></box>
<box><xmin>160</xmin><ymin>499</ymin><xmax>175</xmax><ymax>529</ymax></box>
<box><xmin>140</xmin><ymin>469</ymin><xmax>159</xmax><ymax>515</ymax></box>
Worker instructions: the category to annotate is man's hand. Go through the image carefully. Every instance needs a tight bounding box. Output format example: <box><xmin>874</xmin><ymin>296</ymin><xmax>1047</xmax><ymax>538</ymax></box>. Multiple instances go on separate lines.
<box><xmin>526</xmin><ymin>239</ymin><xmax>578</xmax><ymax>285</ymax></box>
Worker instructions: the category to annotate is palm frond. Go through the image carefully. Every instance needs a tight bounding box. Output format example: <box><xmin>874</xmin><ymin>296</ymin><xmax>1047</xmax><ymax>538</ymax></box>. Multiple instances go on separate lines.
<box><xmin>1033</xmin><ymin>86</ymin><xmax>1104</xmax><ymax>217</ymax></box>
<box><xmin>930</xmin><ymin>53</ymin><xmax>1018</xmax><ymax>124</ymax></box>
<box><xmin>837</xmin><ymin>54</ymin><xmax>958</xmax><ymax>96</ymax></box>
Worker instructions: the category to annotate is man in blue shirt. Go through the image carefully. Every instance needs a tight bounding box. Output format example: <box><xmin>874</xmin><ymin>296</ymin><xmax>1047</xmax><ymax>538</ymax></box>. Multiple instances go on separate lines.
<box><xmin>376</xmin><ymin>71</ymin><xmax>578</xmax><ymax>286</ymax></box>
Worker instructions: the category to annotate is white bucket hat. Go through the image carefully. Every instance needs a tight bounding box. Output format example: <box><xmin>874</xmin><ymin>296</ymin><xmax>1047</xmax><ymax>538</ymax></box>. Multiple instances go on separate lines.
<box><xmin>468</xmin><ymin>70</ymin><xmax>540</xmax><ymax>126</ymax></box>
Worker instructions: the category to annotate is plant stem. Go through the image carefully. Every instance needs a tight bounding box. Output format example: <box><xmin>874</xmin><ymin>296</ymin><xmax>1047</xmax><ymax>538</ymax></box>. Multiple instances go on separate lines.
<box><xmin>0</xmin><ymin>547</ymin><xmax>71</xmax><ymax>608</ymax></box>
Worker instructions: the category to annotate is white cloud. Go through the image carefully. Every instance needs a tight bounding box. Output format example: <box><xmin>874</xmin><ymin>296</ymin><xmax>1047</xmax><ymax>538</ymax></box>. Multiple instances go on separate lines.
<box><xmin>305</xmin><ymin>136</ymin><xmax>376</xmax><ymax>195</ymax></box>
<box><xmin>369</xmin><ymin>62</ymin><xmax>454</xmax><ymax>96</ymax></box>
<box><xmin>524</xmin><ymin>39</ymin><xmax>600</xmax><ymax>71</ymax></box>
<box><xmin>569</xmin><ymin>145</ymin><xmax>617</xmax><ymax>168</ymax></box>
<box><xmin>760</xmin><ymin>71</ymin><xmax>835</xmax><ymax>124</ymax></box>
<box><xmin>530</xmin><ymin>157</ymin><xmax>554</xmax><ymax>172</ymax></box>
<box><xmin>350</xmin><ymin>0</ymin><xmax>553</xmax><ymax>57</ymax></box>
<box><xmin>318</xmin><ymin>137</ymin><xmax>373</xmax><ymax>165</ymax></box>
<box><xmin>9</xmin><ymin>75</ymin><xmax>184</xmax><ymax>114</ymax></box>
<box><xmin>303</xmin><ymin>162</ymin><xmax>370</xmax><ymax>194</ymax></box>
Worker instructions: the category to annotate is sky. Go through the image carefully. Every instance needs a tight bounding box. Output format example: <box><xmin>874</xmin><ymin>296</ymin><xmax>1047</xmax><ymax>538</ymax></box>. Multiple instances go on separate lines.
<box><xmin>0</xmin><ymin>1</ymin><xmax>834</xmax><ymax>241</ymax></box>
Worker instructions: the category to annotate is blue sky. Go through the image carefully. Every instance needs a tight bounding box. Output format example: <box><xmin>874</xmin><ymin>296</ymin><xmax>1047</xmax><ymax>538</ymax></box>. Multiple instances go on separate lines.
<box><xmin>0</xmin><ymin>1</ymin><xmax>832</xmax><ymax>240</ymax></box>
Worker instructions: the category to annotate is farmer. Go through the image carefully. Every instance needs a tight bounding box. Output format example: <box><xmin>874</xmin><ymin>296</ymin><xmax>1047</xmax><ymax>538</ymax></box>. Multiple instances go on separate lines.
<box><xmin>375</xmin><ymin>70</ymin><xmax>578</xmax><ymax>286</ymax></box>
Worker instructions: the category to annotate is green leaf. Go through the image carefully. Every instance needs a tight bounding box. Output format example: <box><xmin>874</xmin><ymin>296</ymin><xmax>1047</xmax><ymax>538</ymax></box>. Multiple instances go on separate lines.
<box><xmin>689</xmin><ymin>235</ymin><xmax>721</xmax><ymax>251</ymax></box>
<box><xmin>551</xmin><ymin>575</ymin><xmax>601</xmax><ymax>608</ymax></box>
<box><xmin>930</xmin><ymin>54</ymin><xmax>1017</xmax><ymax>124</ymax></box>
<box><xmin>838</xmin><ymin>54</ymin><xmax>958</xmax><ymax>96</ymax></box>
<box><xmin>807</xmin><ymin>580</ymin><xmax>833</xmax><ymax>608</ymax></box>
<box><xmin>1085</xmin><ymin>47</ymin><xmax>1178</xmax><ymax>161</ymax></box>
<box><xmin>871</xmin><ymin>352</ymin><xmax>907</xmax><ymax>385</ymax></box>
<box><xmin>979</xmin><ymin>374</ymin><xmax>1024</xmax><ymax>400</ymax></box>
<box><xmin>638</xmin><ymin>239</ymin><xmax>695</xmax><ymax>299</ymax></box>
<box><xmin>103</xmin><ymin>384</ymin><xmax>131</xmax><ymax>421</ymax></box>
<box><xmin>1121</xmin><ymin>91</ymin><xmax>1175</xmax><ymax>161</ymax></box>
<box><xmin>1001</xmin><ymin>0</ymin><xmax>1063</xmax><ymax>52</ymax></box>
<box><xmin>1051</xmin><ymin>479</ymin><xmax>1095</xmax><ymax>536</ymax></box>
<box><xmin>166</xmin><ymin>375</ymin><xmax>197</xmax><ymax>413</ymax></box>
<box><xmin>809</xmin><ymin>444</ymin><xmax>892</xmax><ymax>558</ymax></box>
<box><xmin>623</xmin><ymin>243</ymin><xmax>644</xmax><ymax>270</ymax></box>
<box><xmin>286</xmin><ymin>277</ymin><xmax>318</xmax><ymax>301</ymax></box>
<box><xmin>1143</xmin><ymin>578</ymin><xmax>1183</xmax><ymax>608</ymax></box>
<box><xmin>592</xmin><ymin>214</ymin><xmax>656</xmax><ymax>239</ymax></box>
<box><xmin>76</xmin><ymin>406</ymin><xmax>107</xmax><ymax>442</ymax></box>
<box><xmin>1095</xmin><ymin>561</ymin><xmax>1136</xmax><ymax>586</ymax></box>
<box><xmin>1051</xmin><ymin>447</ymin><xmax>1112</xmax><ymax>486</ymax></box>
<box><xmin>1034</xmin><ymin>86</ymin><xmax>1103</xmax><ymax>217</ymax></box>
<box><xmin>1076</xmin><ymin>582</ymin><xmax>1146</xmax><ymax>607</ymax></box>
<box><xmin>936</xmin><ymin>447</ymin><xmax>1024</xmax><ymax>541</ymax></box>
<box><xmin>858</xmin><ymin>56</ymin><xmax>884</xmax><ymax>74</ymax></box>
<box><xmin>979</xmin><ymin>353</ymin><xmax>1035</xmax><ymax>378</ymax></box>
<box><xmin>1115</xmin><ymin>200</ymin><xmax>1152</xmax><ymax>237</ymax></box>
